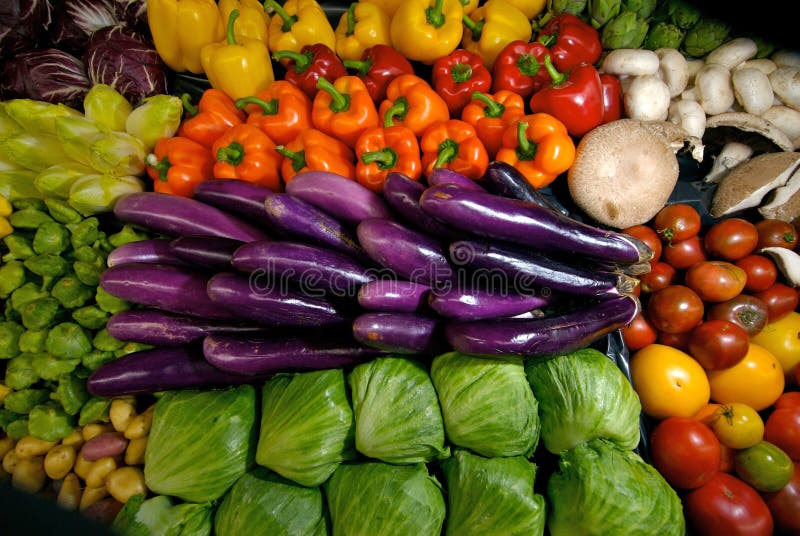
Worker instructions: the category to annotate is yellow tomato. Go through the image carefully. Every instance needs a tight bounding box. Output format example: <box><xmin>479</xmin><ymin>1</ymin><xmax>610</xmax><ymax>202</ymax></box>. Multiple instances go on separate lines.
<box><xmin>707</xmin><ymin>343</ymin><xmax>785</xmax><ymax>411</ymax></box>
<box><xmin>707</xmin><ymin>402</ymin><xmax>764</xmax><ymax>449</ymax></box>
<box><xmin>630</xmin><ymin>343</ymin><xmax>710</xmax><ymax>419</ymax></box>
<box><xmin>750</xmin><ymin>311</ymin><xmax>800</xmax><ymax>384</ymax></box>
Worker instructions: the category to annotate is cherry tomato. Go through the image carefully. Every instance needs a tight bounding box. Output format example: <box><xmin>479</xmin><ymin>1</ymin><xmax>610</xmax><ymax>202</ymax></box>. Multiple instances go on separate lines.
<box><xmin>661</xmin><ymin>235</ymin><xmax>707</xmax><ymax>270</ymax></box>
<box><xmin>638</xmin><ymin>261</ymin><xmax>677</xmax><ymax>294</ymax></box>
<box><xmin>752</xmin><ymin>283</ymin><xmax>800</xmax><ymax>323</ymax></box>
<box><xmin>735</xmin><ymin>441</ymin><xmax>794</xmax><ymax>492</ymax></box>
<box><xmin>708</xmin><ymin>343</ymin><xmax>785</xmax><ymax>411</ymax></box>
<box><xmin>646</xmin><ymin>284</ymin><xmax>705</xmax><ymax>334</ymax></box>
<box><xmin>687</xmin><ymin>320</ymin><xmax>749</xmax><ymax>370</ymax></box>
<box><xmin>656</xmin><ymin>329</ymin><xmax>692</xmax><ymax>351</ymax></box>
<box><xmin>708</xmin><ymin>402</ymin><xmax>765</xmax><ymax>450</ymax></box>
<box><xmin>685</xmin><ymin>472</ymin><xmax>773</xmax><ymax>536</ymax></box>
<box><xmin>685</xmin><ymin>260</ymin><xmax>747</xmax><ymax>302</ymax></box>
<box><xmin>620</xmin><ymin>312</ymin><xmax>657</xmax><ymax>351</ymax></box>
<box><xmin>764</xmin><ymin>407</ymin><xmax>800</xmax><ymax>461</ymax></box>
<box><xmin>621</xmin><ymin>224</ymin><xmax>662</xmax><ymax>264</ymax></box>
<box><xmin>762</xmin><ymin>462</ymin><xmax>800</xmax><ymax>535</ymax></box>
<box><xmin>756</xmin><ymin>218</ymin><xmax>799</xmax><ymax>250</ymax></box>
<box><xmin>704</xmin><ymin>218</ymin><xmax>760</xmax><ymax>261</ymax></box>
<box><xmin>650</xmin><ymin>416</ymin><xmax>721</xmax><ymax>489</ymax></box>
<box><xmin>735</xmin><ymin>254</ymin><xmax>778</xmax><ymax>293</ymax></box>
<box><xmin>654</xmin><ymin>203</ymin><xmax>702</xmax><ymax>243</ymax></box>
<box><xmin>751</xmin><ymin>311</ymin><xmax>800</xmax><ymax>383</ymax></box>
<box><xmin>694</xmin><ymin>402</ymin><xmax>723</xmax><ymax>425</ymax></box>
<box><xmin>707</xmin><ymin>294</ymin><xmax>769</xmax><ymax>337</ymax></box>
<box><xmin>775</xmin><ymin>392</ymin><xmax>800</xmax><ymax>410</ymax></box>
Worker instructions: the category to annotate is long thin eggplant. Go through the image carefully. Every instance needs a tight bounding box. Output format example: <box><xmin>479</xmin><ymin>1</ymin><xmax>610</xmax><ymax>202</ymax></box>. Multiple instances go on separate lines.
<box><xmin>168</xmin><ymin>235</ymin><xmax>244</xmax><ymax>271</ymax></box>
<box><xmin>428</xmin><ymin>286</ymin><xmax>557</xmax><ymax>320</ymax></box>
<box><xmin>449</xmin><ymin>239</ymin><xmax>638</xmax><ymax>299</ymax></box>
<box><xmin>231</xmin><ymin>240</ymin><xmax>374</xmax><ymax>296</ymax></box>
<box><xmin>419</xmin><ymin>183</ymin><xmax>653</xmax><ymax>264</ymax></box>
<box><xmin>357</xmin><ymin>218</ymin><xmax>456</xmax><ymax>287</ymax></box>
<box><xmin>192</xmin><ymin>179</ymin><xmax>276</xmax><ymax>226</ymax></box>
<box><xmin>285</xmin><ymin>170</ymin><xmax>393</xmax><ymax>225</ymax></box>
<box><xmin>203</xmin><ymin>333</ymin><xmax>386</xmax><ymax>376</ymax></box>
<box><xmin>100</xmin><ymin>263</ymin><xmax>238</xmax><ymax>320</ymax></box>
<box><xmin>426</xmin><ymin>167</ymin><xmax>485</xmax><ymax>191</ymax></box>
<box><xmin>206</xmin><ymin>272</ymin><xmax>349</xmax><ymax>327</ymax></box>
<box><xmin>114</xmin><ymin>192</ymin><xmax>270</xmax><ymax>242</ymax></box>
<box><xmin>357</xmin><ymin>279</ymin><xmax>431</xmax><ymax>312</ymax></box>
<box><xmin>106</xmin><ymin>238</ymin><xmax>186</xmax><ymax>268</ymax></box>
<box><xmin>445</xmin><ymin>294</ymin><xmax>640</xmax><ymax>357</ymax></box>
<box><xmin>87</xmin><ymin>346</ymin><xmax>266</xmax><ymax>397</ymax></box>
<box><xmin>106</xmin><ymin>309</ymin><xmax>268</xmax><ymax>346</ymax></box>
<box><xmin>351</xmin><ymin>312</ymin><xmax>444</xmax><ymax>354</ymax></box>
<box><xmin>484</xmin><ymin>161</ymin><xmax>570</xmax><ymax>216</ymax></box>
<box><xmin>381</xmin><ymin>172</ymin><xmax>457</xmax><ymax>237</ymax></box>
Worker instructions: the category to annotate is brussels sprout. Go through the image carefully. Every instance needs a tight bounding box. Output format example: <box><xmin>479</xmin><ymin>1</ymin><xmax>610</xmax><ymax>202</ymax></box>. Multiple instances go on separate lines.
<box><xmin>93</xmin><ymin>328</ymin><xmax>125</xmax><ymax>352</ymax></box>
<box><xmin>31</xmin><ymin>353</ymin><xmax>80</xmax><ymax>382</ymax></box>
<box><xmin>83</xmin><ymin>84</ymin><xmax>133</xmax><ymax>132</ymax></box>
<box><xmin>588</xmin><ymin>0</ymin><xmax>621</xmax><ymax>29</ymax></box>
<box><xmin>644</xmin><ymin>21</ymin><xmax>685</xmax><ymax>50</ymax></box>
<box><xmin>601</xmin><ymin>11</ymin><xmax>649</xmax><ymax>49</ymax></box>
<box><xmin>112</xmin><ymin>494</ymin><xmax>213</xmax><ymax>536</ymax></box>
<box><xmin>20</xmin><ymin>297</ymin><xmax>61</xmax><ymax>330</ymax></box>
<box><xmin>621</xmin><ymin>0</ymin><xmax>656</xmax><ymax>19</ymax></box>
<box><xmin>68</xmin><ymin>217</ymin><xmax>102</xmax><ymax>249</ymax></box>
<box><xmin>549</xmin><ymin>0</ymin><xmax>587</xmax><ymax>15</ymax></box>
<box><xmin>32</xmin><ymin>221</ymin><xmax>70</xmax><ymax>255</ymax></box>
<box><xmin>51</xmin><ymin>275</ymin><xmax>95</xmax><ymax>309</ymax></box>
<box><xmin>3</xmin><ymin>388</ymin><xmax>50</xmax><ymax>413</ymax></box>
<box><xmin>667</xmin><ymin>0</ymin><xmax>701</xmax><ymax>29</ymax></box>
<box><xmin>73</xmin><ymin>260</ymin><xmax>104</xmax><ymax>286</ymax></box>
<box><xmin>81</xmin><ymin>350</ymin><xmax>115</xmax><ymax>371</ymax></box>
<box><xmin>0</xmin><ymin>260</ymin><xmax>26</xmax><ymax>298</ymax></box>
<box><xmin>18</xmin><ymin>330</ymin><xmax>47</xmax><ymax>353</ymax></box>
<box><xmin>23</xmin><ymin>253</ymin><xmax>70</xmax><ymax>279</ymax></box>
<box><xmin>95</xmin><ymin>286</ymin><xmax>131</xmax><ymax>314</ymax></box>
<box><xmin>4</xmin><ymin>353</ymin><xmax>38</xmax><ymax>390</ymax></box>
<box><xmin>52</xmin><ymin>373</ymin><xmax>89</xmax><ymax>415</ymax></box>
<box><xmin>9</xmin><ymin>208</ymin><xmax>53</xmax><ymax>229</ymax></box>
<box><xmin>11</xmin><ymin>198</ymin><xmax>46</xmax><ymax>211</ymax></box>
<box><xmin>44</xmin><ymin>198</ymin><xmax>83</xmax><ymax>224</ymax></box>
<box><xmin>4</xmin><ymin>300</ymin><xmax>20</xmax><ymax>323</ymax></box>
<box><xmin>681</xmin><ymin>18</ymin><xmax>731</xmax><ymax>58</ymax></box>
<box><xmin>78</xmin><ymin>397</ymin><xmax>111</xmax><ymax>426</ymax></box>
<box><xmin>71</xmin><ymin>245</ymin><xmax>101</xmax><ymax>264</ymax></box>
<box><xmin>108</xmin><ymin>224</ymin><xmax>150</xmax><ymax>248</ymax></box>
<box><xmin>71</xmin><ymin>305</ymin><xmax>109</xmax><ymax>330</ymax></box>
<box><xmin>28</xmin><ymin>402</ymin><xmax>75</xmax><ymax>441</ymax></box>
<box><xmin>0</xmin><ymin>321</ymin><xmax>24</xmax><ymax>359</ymax></box>
<box><xmin>3</xmin><ymin>234</ymin><xmax>35</xmax><ymax>260</ymax></box>
<box><xmin>10</xmin><ymin>283</ymin><xmax>48</xmax><ymax>313</ymax></box>
<box><xmin>45</xmin><ymin>322</ymin><xmax>93</xmax><ymax>360</ymax></box>
<box><xmin>6</xmin><ymin>418</ymin><xmax>29</xmax><ymax>440</ymax></box>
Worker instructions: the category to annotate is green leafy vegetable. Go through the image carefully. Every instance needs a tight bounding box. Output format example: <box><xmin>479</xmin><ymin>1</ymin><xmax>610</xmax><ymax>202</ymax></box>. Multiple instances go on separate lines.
<box><xmin>28</xmin><ymin>402</ymin><xmax>74</xmax><ymax>441</ymax></box>
<box><xmin>111</xmin><ymin>494</ymin><xmax>213</xmax><ymax>536</ymax></box>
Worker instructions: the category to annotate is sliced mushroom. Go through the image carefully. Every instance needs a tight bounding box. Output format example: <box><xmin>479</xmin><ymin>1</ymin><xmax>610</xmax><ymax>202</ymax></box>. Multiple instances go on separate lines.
<box><xmin>759</xmin><ymin>247</ymin><xmax>800</xmax><ymax>286</ymax></box>
<box><xmin>758</xmin><ymin>164</ymin><xmax>800</xmax><ymax>221</ymax></box>
<box><xmin>703</xmin><ymin>111</ymin><xmax>795</xmax><ymax>155</ymax></box>
<box><xmin>704</xmin><ymin>141</ymin><xmax>754</xmax><ymax>183</ymax></box>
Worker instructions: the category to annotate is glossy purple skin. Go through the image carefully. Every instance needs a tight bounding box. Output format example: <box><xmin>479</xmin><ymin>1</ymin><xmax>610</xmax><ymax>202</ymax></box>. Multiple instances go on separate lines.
<box><xmin>192</xmin><ymin>179</ymin><xmax>276</xmax><ymax>226</ymax></box>
<box><xmin>87</xmin><ymin>346</ymin><xmax>264</xmax><ymax>397</ymax></box>
<box><xmin>357</xmin><ymin>280</ymin><xmax>431</xmax><ymax>313</ymax></box>
<box><xmin>352</xmin><ymin>312</ymin><xmax>442</xmax><ymax>354</ymax></box>
<box><xmin>445</xmin><ymin>295</ymin><xmax>640</xmax><ymax>357</ymax></box>
<box><xmin>381</xmin><ymin>172</ymin><xmax>456</xmax><ymax>238</ymax></box>
<box><xmin>168</xmin><ymin>235</ymin><xmax>244</xmax><ymax>271</ymax></box>
<box><xmin>106</xmin><ymin>238</ymin><xmax>186</xmax><ymax>268</ymax></box>
<box><xmin>419</xmin><ymin>183</ymin><xmax>651</xmax><ymax>264</ymax></box>
<box><xmin>99</xmin><ymin>263</ymin><xmax>238</xmax><ymax>320</ymax></box>
<box><xmin>114</xmin><ymin>191</ymin><xmax>270</xmax><ymax>242</ymax></box>
<box><xmin>426</xmin><ymin>167</ymin><xmax>485</xmax><ymax>191</ymax></box>
<box><xmin>484</xmin><ymin>160</ymin><xmax>569</xmax><ymax>216</ymax></box>
<box><xmin>285</xmin><ymin>170</ymin><xmax>393</xmax><ymax>225</ymax></box>
<box><xmin>202</xmin><ymin>334</ymin><xmax>386</xmax><ymax>375</ymax></box>
<box><xmin>106</xmin><ymin>309</ymin><xmax>268</xmax><ymax>346</ymax></box>
<box><xmin>206</xmin><ymin>272</ymin><xmax>349</xmax><ymax>327</ymax></box>
<box><xmin>428</xmin><ymin>287</ymin><xmax>556</xmax><ymax>320</ymax></box>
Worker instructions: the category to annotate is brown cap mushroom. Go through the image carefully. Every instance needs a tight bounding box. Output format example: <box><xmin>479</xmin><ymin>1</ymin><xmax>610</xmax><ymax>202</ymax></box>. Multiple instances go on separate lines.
<box><xmin>703</xmin><ymin>112</ymin><xmax>794</xmax><ymax>155</ymax></box>
<box><xmin>758</xmin><ymin>164</ymin><xmax>800</xmax><ymax>221</ymax></box>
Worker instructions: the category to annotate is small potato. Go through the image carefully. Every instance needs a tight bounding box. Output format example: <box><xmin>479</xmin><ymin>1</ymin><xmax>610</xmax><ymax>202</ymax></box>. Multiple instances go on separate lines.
<box><xmin>61</xmin><ymin>429</ymin><xmax>84</xmax><ymax>449</ymax></box>
<box><xmin>705</xmin><ymin>37</ymin><xmax>758</xmax><ymax>70</ymax></box>
<box><xmin>44</xmin><ymin>444</ymin><xmax>76</xmax><ymax>480</ymax></box>
<box><xmin>0</xmin><ymin>436</ymin><xmax>15</xmax><ymax>460</ymax></box>
<box><xmin>79</xmin><ymin>485</ymin><xmax>108</xmax><ymax>511</ymax></box>
<box><xmin>82</xmin><ymin>423</ymin><xmax>114</xmax><ymax>442</ymax></box>
<box><xmin>15</xmin><ymin>435</ymin><xmax>58</xmax><ymax>458</ymax></box>
<box><xmin>124</xmin><ymin>436</ymin><xmax>148</xmax><ymax>466</ymax></box>
<box><xmin>85</xmin><ymin>456</ymin><xmax>117</xmax><ymax>489</ymax></box>
<box><xmin>3</xmin><ymin>449</ymin><xmax>20</xmax><ymax>474</ymax></box>
<box><xmin>57</xmin><ymin>473</ymin><xmax>82</xmax><ymax>511</ymax></box>
<box><xmin>73</xmin><ymin>452</ymin><xmax>93</xmax><ymax>481</ymax></box>
<box><xmin>762</xmin><ymin>105</ymin><xmax>800</xmax><ymax>140</ymax></box>
<box><xmin>124</xmin><ymin>406</ymin><xmax>154</xmax><ymax>440</ymax></box>
<box><xmin>80</xmin><ymin>432</ymin><xmax>128</xmax><ymax>462</ymax></box>
<box><xmin>12</xmin><ymin>456</ymin><xmax>47</xmax><ymax>494</ymax></box>
<box><xmin>769</xmin><ymin>67</ymin><xmax>800</xmax><ymax>111</ymax></box>
<box><xmin>732</xmin><ymin>67</ymin><xmax>774</xmax><ymax>115</ymax></box>
<box><xmin>624</xmin><ymin>74</ymin><xmax>671</xmax><ymax>121</ymax></box>
<box><xmin>82</xmin><ymin>497</ymin><xmax>124</xmax><ymax>526</ymax></box>
<box><xmin>105</xmin><ymin>466</ymin><xmax>146</xmax><ymax>504</ymax></box>
<box><xmin>695</xmin><ymin>64</ymin><xmax>735</xmax><ymax>115</ymax></box>
<box><xmin>602</xmin><ymin>48</ymin><xmax>660</xmax><ymax>76</ymax></box>
<box><xmin>656</xmin><ymin>48</ymin><xmax>690</xmax><ymax>97</ymax></box>
<box><xmin>109</xmin><ymin>398</ymin><xmax>137</xmax><ymax>433</ymax></box>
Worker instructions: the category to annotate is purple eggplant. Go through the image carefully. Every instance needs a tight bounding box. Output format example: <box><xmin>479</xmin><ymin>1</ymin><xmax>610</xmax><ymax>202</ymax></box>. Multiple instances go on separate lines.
<box><xmin>100</xmin><ymin>263</ymin><xmax>237</xmax><ymax>320</ymax></box>
<box><xmin>168</xmin><ymin>235</ymin><xmax>244</xmax><ymax>271</ymax></box>
<box><xmin>357</xmin><ymin>218</ymin><xmax>456</xmax><ymax>287</ymax></box>
<box><xmin>206</xmin><ymin>272</ymin><xmax>349</xmax><ymax>327</ymax></box>
<box><xmin>357</xmin><ymin>280</ymin><xmax>431</xmax><ymax>313</ymax></box>
<box><xmin>419</xmin><ymin>183</ymin><xmax>653</xmax><ymax>264</ymax></box>
<box><xmin>191</xmin><ymin>179</ymin><xmax>276</xmax><ymax>227</ymax></box>
<box><xmin>106</xmin><ymin>309</ymin><xmax>268</xmax><ymax>346</ymax></box>
<box><xmin>445</xmin><ymin>294</ymin><xmax>640</xmax><ymax>357</ymax></box>
<box><xmin>87</xmin><ymin>346</ymin><xmax>265</xmax><ymax>397</ymax></box>
<box><xmin>114</xmin><ymin>192</ymin><xmax>270</xmax><ymax>242</ymax></box>
<box><xmin>352</xmin><ymin>312</ymin><xmax>443</xmax><ymax>354</ymax></box>
<box><xmin>428</xmin><ymin>287</ymin><xmax>556</xmax><ymax>320</ymax></box>
<box><xmin>203</xmin><ymin>333</ymin><xmax>385</xmax><ymax>376</ymax></box>
<box><xmin>426</xmin><ymin>167</ymin><xmax>485</xmax><ymax>191</ymax></box>
<box><xmin>448</xmin><ymin>240</ymin><xmax>638</xmax><ymax>299</ymax></box>
<box><xmin>106</xmin><ymin>238</ymin><xmax>185</xmax><ymax>268</ymax></box>
<box><xmin>484</xmin><ymin>161</ymin><xmax>570</xmax><ymax>216</ymax></box>
<box><xmin>285</xmin><ymin>170</ymin><xmax>393</xmax><ymax>225</ymax></box>
<box><xmin>381</xmin><ymin>172</ymin><xmax>457</xmax><ymax>238</ymax></box>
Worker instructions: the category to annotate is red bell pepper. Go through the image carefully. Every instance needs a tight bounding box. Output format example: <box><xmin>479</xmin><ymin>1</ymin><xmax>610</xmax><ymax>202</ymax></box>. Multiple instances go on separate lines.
<box><xmin>536</xmin><ymin>13</ymin><xmax>602</xmax><ymax>73</ymax></box>
<box><xmin>491</xmin><ymin>40</ymin><xmax>551</xmax><ymax>100</ymax></box>
<box><xmin>529</xmin><ymin>56</ymin><xmax>604</xmax><ymax>138</ymax></box>
<box><xmin>431</xmin><ymin>48</ymin><xmax>492</xmax><ymax>116</ymax></box>
<box><xmin>272</xmin><ymin>43</ymin><xmax>348</xmax><ymax>100</ymax></box>
<box><xmin>342</xmin><ymin>44</ymin><xmax>415</xmax><ymax>103</ymax></box>
<box><xmin>599</xmin><ymin>73</ymin><xmax>623</xmax><ymax>124</ymax></box>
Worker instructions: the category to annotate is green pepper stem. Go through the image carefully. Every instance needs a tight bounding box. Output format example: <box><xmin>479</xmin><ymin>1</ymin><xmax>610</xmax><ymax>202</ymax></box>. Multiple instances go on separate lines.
<box><xmin>180</xmin><ymin>93</ymin><xmax>199</xmax><ymax>117</ymax></box>
<box><xmin>346</xmin><ymin>3</ymin><xmax>357</xmax><ymax>36</ymax></box>
<box><xmin>263</xmin><ymin>0</ymin><xmax>297</xmax><ymax>32</ymax></box>
<box><xmin>145</xmin><ymin>154</ymin><xmax>171</xmax><ymax>182</ymax></box>
<box><xmin>461</xmin><ymin>14</ymin><xmax>484</xmax><ymax>41</ymax></box>
<box><xmin>383</xmin><ymin>97</ymin><xmax>408</xmax><ymax>126</ymax></box>
<box><xmin>515</xmin><ymin>121</ymin><xmax>536</xmax><ymax>161</ymax></box>
<box><xmin>361</xmin><ymin>147</ymin><xmax>398</xmax><ymax>170</ymax></box>
<box><xmin>216</xmin><ymin>141</ymin><xmax>245</xmax><ymax>166</ymax></box>
<box><xmin>434</xmin><ymin>138</ymin><xmax>459</xmax><ymax>168</ymax></box>
<box><xmin>272</xmin><ymin>49</ymin><xmax>312</xmax><ymax>73</ymax></box>
<box><xmin>226</xmin><ymin>9</ymin><xmax>240</xmax><ymax>45</ymax></box>
<box><xmin>470</xmin><ymin>91</ymin><xmax>504</xmax><ymax>118</ymax></box>
<box><xmin>316</xmin><ymin>77</ymin><xmax>350</xmax><ymax>112</ymax></box>
<box><xmin>542</xmin><ymin>55</ymin><xmax>567</xmax><ymax>86</ymax></box>
<box><xmin>451</xmin><ymin>63</ymin><xmax>473</xmax><ymax>83</ymax></box>
<box><xmin>426</xmin><ymin>0</ymin><xmax>446</xmax><ymax>28</ymax></box>
<box><xmin>343</xmin><ymin>58</ymin><xmax>372</xmax><ymax>75</ymax></box>
<box><xmin>537</xmin><ymin>33</ymin><xmax>555</xmax><ymax>47</ymax></box>
<box><xmin>274</xmin><ymin>145</ymin><xmax>307</xmax><ymax>172</ymax></box>
<box><xmin>517</xmin><ymin>53</ymin><xmax>541</xmax><ymax>76</ymax></box>
<box><xmin>235</xmin><ymin>96</ymin><xmax>279</xmax><ymax>115</ymax></box>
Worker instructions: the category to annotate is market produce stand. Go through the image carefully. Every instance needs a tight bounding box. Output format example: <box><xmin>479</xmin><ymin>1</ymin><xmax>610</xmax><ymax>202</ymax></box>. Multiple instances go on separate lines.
<box><xmin>1</xmin><ymin>0</ymin><xmax>800</xmax><ymax>535</ymax></box>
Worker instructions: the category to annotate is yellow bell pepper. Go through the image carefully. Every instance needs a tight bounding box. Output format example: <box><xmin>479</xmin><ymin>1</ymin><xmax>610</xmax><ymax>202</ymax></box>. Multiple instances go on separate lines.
<box><xmin>334</xmin><ymin>2</ymin><xmax>392</xmax><ymax>62</ymax></box>
<box><xmin>201</xmin><ymin>10</ymin><xmax>276</xmax><ymax>101</ymax></box>
<box><xmin>461</xmin><ymin>0</ymin><xmax>532</xmax><ymax>70</ymax></box>
<box><xmin>504</xmin><ymin>0</ymin><xmax>547</xmax><ymax>19</ymax></box>
<box><xmin>218</xmin><ymin>0</ymin><xmax>270</xmax><ymax>42</ymax></box>
<box><xmin>367</xmin><ymin>0</ymin><xmax>404</xmax><ymax>17</ymax></box>
<box><xmin>264</xmin><ymin>0</ymin><xmax>336</xmax><ymax>57</ymax></box>
<box><xmin>146</xmin><ymin>0</ymin><xmax>225</xmax><ymax>74</ymax></box>
<box><xmin>390</xmin><ymin>0</ymin><xmax>464</xmax><ymax>65</ymax></box>
<box><xmin>459</xmin><ymin>0</ymin><xmax>479</xmax><ymax>14</ymax></box>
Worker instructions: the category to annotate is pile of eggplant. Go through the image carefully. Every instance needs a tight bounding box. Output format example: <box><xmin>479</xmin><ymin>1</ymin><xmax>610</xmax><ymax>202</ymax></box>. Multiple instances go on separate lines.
<box><xmin>87</xmin><ymin>163</ymin><xmax>652</xmax><ymax>397</ymax></box>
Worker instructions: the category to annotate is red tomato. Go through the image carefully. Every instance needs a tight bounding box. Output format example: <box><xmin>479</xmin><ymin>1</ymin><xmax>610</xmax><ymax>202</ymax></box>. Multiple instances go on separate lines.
<box><xmin>756</xmin><ymin>218</ymin><xmax>799</xmax><ymax>250</ymax></box>
<box><xmin>688</xmin><ymin>320</ymin><xmax>750</xmax><ymax>370</ymax></box>
<box><xmin>764</xmin><ymin>407</ymin><xmax>800</xmax><ymax>461</ymax></box>
<box><xmin>638</xmin><ymin>261</ymin><xmax>677</xmax><ymax>294</ymax></box>
<box><xmin>661</xmin><ymin>235</ymin><xmax>707</xmax><ymax>270</ymax></box>
<box><xmin>620</xmin><ymin>312</ymin><xmax>658</xmax><ymax>351</ymax></box>
<box><xmin>650</xmin><ymin>416</ymin><xmax>721</xmax><ymax>489</ymax></box>
<box><xmin>776</xmin><ymin>392</ymin><xmax>800</xmax><ymax>410</ymax></box>
<box><xmin>657</xmin><ymin>329</ymin><xmax>692</xmax><ymax>351</ymax></box>
<box><xmin>735</xmin><ymin>254</ymin><xmax>779</xmax><ymax>293</ymax></box>
<box><xmin>762</xmin><ymin>462</ymin><xmax>800</xmax><ymax>535</ymax></box>
<box><xmin>654</xmin><ymin>203</ymin><xmax>702</xmax><ymax>243</ymax></box>
<box><xmin>685</xmin><ymin>261</ymin><xmax>747</xmax><ymax>302</ymax></box>
<box><xmin>704</xmin><ymin>218</ymin><xmax>760</xmax><ymax>261</ymax></box>
<box><xmin>622</xmin><ymin>224</ymin><xmax>662</xmax><ymax>264</ymax></box>
<box><xmin>752</xmin><ymin>283</ymin><xmax>800</xmax><ymax>323</ymax></box>
<box><xmin>685</xmin><ymin>472</ymin><xmax>773</xmax><ymax>536</ymax></box>
<box><xmin>647</xmin><ymin>285</ymin><xmax>705</xmax><ymax>334</ymax></box>
<box><xmin>707</xmin><ymin>294</ymin><xmax>770</xmax><ymax>337</ymax></box>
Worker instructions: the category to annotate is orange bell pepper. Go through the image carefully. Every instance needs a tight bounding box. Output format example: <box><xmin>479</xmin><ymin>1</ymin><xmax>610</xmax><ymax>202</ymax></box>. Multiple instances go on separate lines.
<box><xmin>311</xmin><ymin>75</ymin><xmax>379</xmax><ymax>148</ymax></box>
<box><xmin>495</xmin><ymin>113</ymin><xmax>576</xmax><ymax>189</ymax></box>
<box><xmin>355</xmin><ymin>112</ymin><xmax>421</xmax><ymax>193</ymax></box>
<box><xmin>420</xmin><ymin>119</ymin><xmax>488</xmax><ymax>181</ymax></box>
<box><xmin>377</xmin><ymin>74</ymin><xmax>449</xmax><ymax>138</ymax></box>
<box><xmin>460</xmin><ymin>90</ymin><xmax>525</xmax><ymax>159</ymax></box>
<box><xmin>146</xmin><ymin>136</ymin><xmax>215</xmax><ymax>197</ymax></box>
<box><xmin>275</xmin><ymin>128</ymin><xmax>356</xmax><ymax>183</ymax></box>
<box><xmin>235</xmin><ymin>80</ymin><xmax>313</xmax><ymax>146</ymax></box>
<box><xmin>177</xmin><ymin>89</ymin><xmax>246</xmax><ymax>148</ymax></box>
<box><xmin>211</xmin><ymin>123</ymin><xmax>283</xmax><ymax>191</ymax></box>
